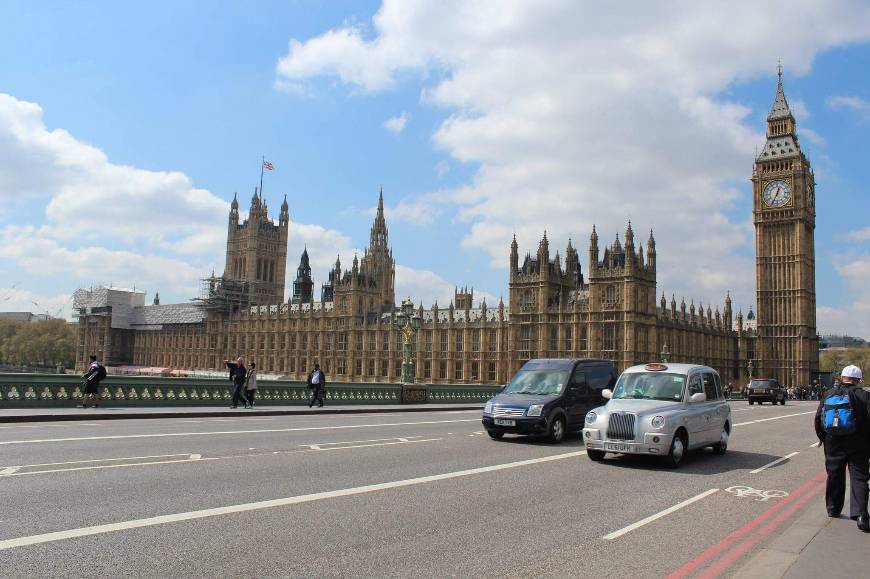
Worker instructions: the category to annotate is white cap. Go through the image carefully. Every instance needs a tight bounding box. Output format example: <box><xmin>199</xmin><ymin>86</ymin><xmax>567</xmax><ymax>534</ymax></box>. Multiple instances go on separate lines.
<box><xmin>841</xmin><ymin>365</ymin><xmax>863</xmax><ymax>380</ymax></box>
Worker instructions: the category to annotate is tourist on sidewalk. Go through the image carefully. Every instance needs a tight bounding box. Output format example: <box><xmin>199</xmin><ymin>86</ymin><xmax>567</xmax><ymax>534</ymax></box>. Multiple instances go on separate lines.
<box><xmin>79</xmin><ymin>355</ymin><xmax>106</xmax><ymax>408</ymax></box>
<box><xmin>245</xmin><ymin>361</ymin><xmax>258</xmax><ymax>408</ymax></box>
<box><xmin>224</xmin><ymin>357</ymin><xmax>248</xmax><ymax>409</ymax></box>
<box><xmin>307</xmin><ymin>362</ymin><xmax>326</xmax><ymax>408</ymax></box>
<box><xmin>815</xmin><ymin>364</ymin><xmax>870</xmax><ymax>532</ymax></box>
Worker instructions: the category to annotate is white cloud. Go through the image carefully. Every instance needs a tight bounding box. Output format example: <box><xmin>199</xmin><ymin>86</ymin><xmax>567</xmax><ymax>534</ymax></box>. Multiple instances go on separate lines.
<box><xmin>395</xmin><ymin>264</ymin><xmax>496</xmax><ymax>308</ymax></box>
<box><xmin>0</xmin><ymin>287</ymin><xmax>73</xmax><ymax>320</ymax></box>
<box><xmin>385</xmin><ymin>196</ymin><xmax>442</xmax><ymax>225</ymax></box>
<box><xmin>827</xmin><ymin>94</ymin><xmax>870</xmax><ymax>119</ymax></box>
<box><xmin>790</xmin><ymin>98</ymin><xmax>811</xmax><ymax>121</ymax></box>
<box><xmin>0</xmin><ymin>93</ymin><xmax>229</xmax><ymax>258</ymax></box>
<box><xmin>383</xmin><ymin>111</ymin><xmax>408</xmax><ymax>133</ymax></box>
<box><xmin>848</xmin><ymin>227</ymin><xmax>870</xmax><ymax>241</ymax></box>
<box><xmin>818</xmin><ymin>254</ymin><xmax>870</xmax><ymax>337</ymax></box>
<box><xmin>276</xmin><ymin>0</ymin><xmax>870</xmax><ymax>312</ymax></box>
<box><xmin>799</xmin><ymin>127</ymin><xmax>826</xmax><ymax>146</ymax></box>
<box><xmin>0</xmin><ymin>226</ymin><xmax>204</xmax><ymax>298</ymax></box>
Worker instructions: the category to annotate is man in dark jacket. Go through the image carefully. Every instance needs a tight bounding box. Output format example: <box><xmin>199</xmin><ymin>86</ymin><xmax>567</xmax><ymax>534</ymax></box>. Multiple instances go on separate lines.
<box><xmin>224</xmin><ymin>357</ymin><xmax>248</xmax><ymax>409</ymax></box>
<box><xmin>79</xmin><ymin>354</ymin><xmax>106</xmax><ymax>408</ymax></box>
<box><xmin>307</xmin><ymin>362</ymin><xmax>326</xmax><ymax>408</ymax></box>
<box><xmin>815</xmin><ymin>365</ymin><xmax>870</xmax><ymax>531</ymax></box>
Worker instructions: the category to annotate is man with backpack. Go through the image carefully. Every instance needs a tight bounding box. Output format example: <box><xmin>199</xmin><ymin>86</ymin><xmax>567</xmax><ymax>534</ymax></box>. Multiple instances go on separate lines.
<box><xmin>815</xmin><ymin>365</ymin><xmax>870</xmax><ymax>532</ymax></box>
<box><xmin>79</xmin><ymin>354</ymin><xmax>107</xmax><ymax>408</ymax></box>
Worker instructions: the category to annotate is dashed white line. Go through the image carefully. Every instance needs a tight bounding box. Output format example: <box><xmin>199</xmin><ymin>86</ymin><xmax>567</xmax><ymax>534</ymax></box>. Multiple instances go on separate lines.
<box><xmin>0</xmin><ymin>449</ymin><xmax>587</xmax><ymax>551</ymax></box>
<box><xmin>750</xmin><ymin>451</ymin><xmax>800</xmax><ymax>474</ymax></box>
<box><xmin>0</xmin><ymin>418</ymin><xmax>480</xmax><ymax>446</ymax></box>
<box><xmin>602</xmin><ymin>489</ymin><xmax>720</xmax><ymax>540</ymax></box>
<box><xmin>734</xmin><ymin>411</ymin><xmax>815</xmax><ymax>427</ymax></box>
<box><xmin>809</xmin><ymin>441</ymin><xmax>821</xmax><ymax>448</ymax></box>
<box><xmin>0</xmin><ymin>453</ymin><xmax>194</xmax><ymax>470</ymax></box>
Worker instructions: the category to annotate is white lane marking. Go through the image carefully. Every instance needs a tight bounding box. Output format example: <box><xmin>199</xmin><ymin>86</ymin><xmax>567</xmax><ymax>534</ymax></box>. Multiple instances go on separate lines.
<box><xmin>734</xmin><ymin>411</ymin><xmax>815</xmax><ymax>427</ymax></box>
<box><xmin>298</xmin><ymin>436</ymin><xmax>424</xmax><ymax>448</ymax></box>
<box><xmin>0</xmin><ymin>449</ymin><xmax>587</xmax><ymax>550</ymax></box>
<box><xmin>189</xmin><ymin>454</ymin><xmax>202</xmax><ymax>460</ymax></box>
<box><xmin>602</xmin><ymin>489</ymin><xmax>720</xmax><ymax>540</ymax></box>
<box><xmin>312</xmin><ymin>438</ymin><xmax>442</xmax><ymax>452</ymax></box>
<box><xmin>750</xmin><ymin>451</ymin><xmax>800</xmax><ymax>474</ymax></box>
<box><xmin>0</xmin><ymin>453</ymin><xmax>194</xmax><ymax>469</ymax></box>
<box><xmin>0</xmin><ymin>418</ymin><xmax>480</xmax><ymax>446</ymax></box>
<box><xmin>0</xmin><ymin>467</ymin><xmax>21</xmax><ymax>475</ymax></box>
<box><xmin>0</xmin><ymin>457</ymin><xmax>220</xmax><ymax>477</ymax></box>
<box><xmin>809</xmin><ymin>441</ymin><xmax>820</xmax><ymax>448</ymax></box>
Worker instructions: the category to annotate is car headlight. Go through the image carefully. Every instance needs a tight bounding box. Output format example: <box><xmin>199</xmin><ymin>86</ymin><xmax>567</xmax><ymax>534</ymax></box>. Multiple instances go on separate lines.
<box><xmin>484</xmin><ymin>401</ymin><xmax>493</xmax><ymax>414</ymax></box>
<box><xmin>585</xmin><ymin>411</ymin><xmax>597</xmax><ymax>425</ymax></box>
<box><xmin>527</xmin><ymin>404</ymin><xmax>544</xmax><ymax>417</ymax></box>
<box><xmin>650</xmin><ymin>415</ymin><xmax>666</xmax><ymax>430</ymax></box>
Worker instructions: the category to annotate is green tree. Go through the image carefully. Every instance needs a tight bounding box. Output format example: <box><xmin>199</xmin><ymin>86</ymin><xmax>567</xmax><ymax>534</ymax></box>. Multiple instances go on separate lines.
<box><xmin>1</xmin><ymin>319</ymin><xmax>76</xmax><ymax>368</ymax></box>
<box><xmin>820</xmin><ymin>348</ymin><xmax>870</xmax><ymax>375</ymax></box>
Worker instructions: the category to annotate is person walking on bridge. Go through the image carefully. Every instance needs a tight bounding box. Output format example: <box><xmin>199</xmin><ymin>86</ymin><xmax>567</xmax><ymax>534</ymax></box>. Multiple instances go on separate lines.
<box><xmin>815</xmin><ymin>365</ymin><xmax>870</xmax><ymax>532</ymax></box>
<box><xmin>245</xmin><ymin>361</ymin><xmax>258</xmax><ymax>408</ymax></box>
<box><xmin>307</xmin><ymin>362</ymin><xmax>326</xmax><ymax>408</ymax></box>
<box><xmin>224</xmin><ymin>357</ymin><xmax>248</xmax><ymax>409</ymax></box>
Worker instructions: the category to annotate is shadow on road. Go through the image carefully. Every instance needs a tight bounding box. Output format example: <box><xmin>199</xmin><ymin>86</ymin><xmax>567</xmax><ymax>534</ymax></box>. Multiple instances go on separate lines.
<box><xmin>488</xmin><ymin>432</ymin><xmax>587</xmax><ymax>448</ymax></box>
<box><xmin>580</xmin><ymin>448</ymin><xmax>785</xmax><ymax>475</ymax></box>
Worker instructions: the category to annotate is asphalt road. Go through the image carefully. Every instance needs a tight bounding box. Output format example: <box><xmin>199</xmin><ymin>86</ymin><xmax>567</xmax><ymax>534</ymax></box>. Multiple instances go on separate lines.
<box><xmin>0</xmin><ymin>402</ymin><xmax>831</xmax><ymax>577</ymax></box>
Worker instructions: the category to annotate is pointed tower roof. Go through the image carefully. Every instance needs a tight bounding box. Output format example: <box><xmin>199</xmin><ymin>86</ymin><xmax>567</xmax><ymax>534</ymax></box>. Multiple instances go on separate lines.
<box><xmin>767</xmin><ymin>63</ymin><xmax>793</xmax><ymax>120</ymax></box>
<box><xmin>231</xmin><ymin>192</ymin><xmax>239</xmax><ymax>210</ymax></box>
<box><xmin>281</xmin><ymin>193</ymin><xmax>288</xmax><ymax>211</ymax></box>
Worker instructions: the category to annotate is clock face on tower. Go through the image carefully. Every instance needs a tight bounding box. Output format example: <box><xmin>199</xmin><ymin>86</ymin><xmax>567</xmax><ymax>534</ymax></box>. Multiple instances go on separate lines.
<box><xmin>762</xmin><ymin>179</ymin><xmax>792</xmax><ymax>208</ymax></box>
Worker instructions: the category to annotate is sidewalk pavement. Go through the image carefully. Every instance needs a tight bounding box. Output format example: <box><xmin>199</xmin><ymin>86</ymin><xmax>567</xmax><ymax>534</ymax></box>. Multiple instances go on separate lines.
<box><xmin>0</xmin><ymin>404</ymin><xmax>484</xmax><ymax>423</ymax></box>
<box><xmin>734</xmin><ymin>494</ymin><xmax>870</xmax><ymax>578</ymax></box>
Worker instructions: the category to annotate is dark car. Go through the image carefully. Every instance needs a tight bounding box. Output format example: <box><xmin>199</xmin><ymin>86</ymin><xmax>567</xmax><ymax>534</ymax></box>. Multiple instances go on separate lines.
<box><xmin>482</xmin><ymin>358</ymin><xmax>618</xmax><ymax>443</ymax></box>
<box><xmin>747</xmin><ymin>378</ymin><xmax>786</xmax><ymax>405</ymax></box>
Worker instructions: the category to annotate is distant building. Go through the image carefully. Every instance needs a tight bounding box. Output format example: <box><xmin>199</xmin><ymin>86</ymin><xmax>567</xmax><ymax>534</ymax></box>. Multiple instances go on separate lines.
<box><xmin>0</xmin><ymin>312</ymin><xmax>52</xmax><ymax>323</ymax></box>
<box><xmin>819</xmin><ymin>335</ymin><xmax>869</xmax><ymax>349</ymax></box>
<box><xmin>74</xmin><ymin>73</ymin><xmax>818</xmax><ymax>386</ymax></box>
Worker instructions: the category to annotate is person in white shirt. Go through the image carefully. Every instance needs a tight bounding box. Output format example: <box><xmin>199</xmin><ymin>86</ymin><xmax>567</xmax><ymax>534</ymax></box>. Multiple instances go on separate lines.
<box><xmin>307</xmin><ymin>362</ymin><xmax>326</xmax><ymax>408</ymax></box>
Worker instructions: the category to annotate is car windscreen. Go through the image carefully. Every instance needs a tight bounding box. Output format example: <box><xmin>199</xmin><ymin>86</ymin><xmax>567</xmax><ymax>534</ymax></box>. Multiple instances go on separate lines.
<box><xmin>750</xmin><ymin>380</ymin><xmax>774</xmax><ymax>388</ymax></box>
<box><xmin>612</xmin><ymin>372</ymin><xmax>686</xmax><ymax>401</ymax></box>
<box><xmin>502</xmin><ymin>370</ymin><xmax>569</xmax><ymax>396</ymax></box>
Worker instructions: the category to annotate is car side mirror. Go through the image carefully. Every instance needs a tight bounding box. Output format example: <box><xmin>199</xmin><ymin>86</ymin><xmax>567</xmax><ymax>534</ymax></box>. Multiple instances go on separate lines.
<box><xmin>602</xmin><ymin>389</ymin><xmax>613</xmax><ymax>400</ymax></box>
<box><xmin>690</xmin><ymin>392</ymin><xmax>706</xmax><ymax>403</ymax></box>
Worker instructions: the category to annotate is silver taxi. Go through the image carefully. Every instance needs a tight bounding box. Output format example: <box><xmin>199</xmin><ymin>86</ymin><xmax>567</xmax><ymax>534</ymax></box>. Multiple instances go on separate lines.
<box><xmin>582</xmin><ymin>363</ymin><xmax>731</xmax><ymax>468</ymax></box>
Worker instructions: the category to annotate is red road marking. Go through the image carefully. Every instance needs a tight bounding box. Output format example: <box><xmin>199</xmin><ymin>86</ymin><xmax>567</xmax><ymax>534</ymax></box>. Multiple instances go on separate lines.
<box><xmin>667</xmin><ymin>470</ymin><xmax>827</xmax><ymax>579</ymax></box>
<box><xmin>698</xmin><ymin>480</ymin><xmax>824</xmax><ymax>577</ymax></box>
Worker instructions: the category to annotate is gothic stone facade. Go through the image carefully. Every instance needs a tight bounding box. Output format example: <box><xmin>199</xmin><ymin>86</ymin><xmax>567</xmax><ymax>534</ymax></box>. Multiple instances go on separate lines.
<box><xmin>75</xmin><ymin>75</ymin><xmax>817</xmax><ymax>387</ymax></box>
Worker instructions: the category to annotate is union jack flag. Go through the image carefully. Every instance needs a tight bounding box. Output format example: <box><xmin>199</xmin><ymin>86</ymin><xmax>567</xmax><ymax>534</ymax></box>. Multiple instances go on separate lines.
<box><xmin>263</xmin><ymin>160</ymin><xmax>274</xmax><ymax>171</ymax></box>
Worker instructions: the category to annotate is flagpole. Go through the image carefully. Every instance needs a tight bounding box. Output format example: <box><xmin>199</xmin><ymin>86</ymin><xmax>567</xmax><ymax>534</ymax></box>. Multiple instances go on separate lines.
<box><xmin>259</xmin><ymin>155</ymin><xmax>264</xmax><ymax>197</ymax></box>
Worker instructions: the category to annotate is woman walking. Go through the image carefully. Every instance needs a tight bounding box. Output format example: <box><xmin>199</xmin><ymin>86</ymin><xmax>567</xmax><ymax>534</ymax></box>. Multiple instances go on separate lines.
<box><xmin>245</xmin><ymin>362</ymin><xmax>258</xmax><ymax>408</ymax></box>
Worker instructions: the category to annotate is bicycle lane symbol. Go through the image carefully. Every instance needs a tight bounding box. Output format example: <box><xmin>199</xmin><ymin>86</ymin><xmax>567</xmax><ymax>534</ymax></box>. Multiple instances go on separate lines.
<box><xmin>725</xmin><ymin>486</ymin><xmax>789</xmax><ymax>502</ymax></box>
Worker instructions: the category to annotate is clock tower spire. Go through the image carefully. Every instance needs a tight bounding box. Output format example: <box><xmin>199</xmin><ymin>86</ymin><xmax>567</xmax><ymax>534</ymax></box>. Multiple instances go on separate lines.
<box><xmin>752</xmin><ymin>66</ymin><xmax>818</xmax><ymax>387</ymax></box>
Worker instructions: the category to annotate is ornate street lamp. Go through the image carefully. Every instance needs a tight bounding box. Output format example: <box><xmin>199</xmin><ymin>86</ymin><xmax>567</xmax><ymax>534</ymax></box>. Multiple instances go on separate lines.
<box><xmin>661</xmin><ymin>343</ymin><xmax>670</xmax><ymax>364</ymax></box>
<box><xmin>747</xmin><ymin>359</ymin><xmax>754</xmax><ymax>380</ymax></box>
<box><xmin>393</xmin><ymin>298</ymin><xmax>422</xmax><ymax>385</ymax></box>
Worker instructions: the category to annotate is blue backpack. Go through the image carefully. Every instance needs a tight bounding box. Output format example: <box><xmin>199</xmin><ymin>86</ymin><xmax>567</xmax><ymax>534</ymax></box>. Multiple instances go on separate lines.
<box><xmin>823</xmin><ymin>387</ymin><xmax>857</xmax><ymax>435</ymax></box>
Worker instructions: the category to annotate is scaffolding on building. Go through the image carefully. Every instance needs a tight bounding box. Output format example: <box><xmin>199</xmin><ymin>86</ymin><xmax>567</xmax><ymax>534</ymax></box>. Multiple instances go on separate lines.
<box><xmin>193</xmin><ymin>275</ymin><xmax>258</xmax><ymax>315</ymax></box>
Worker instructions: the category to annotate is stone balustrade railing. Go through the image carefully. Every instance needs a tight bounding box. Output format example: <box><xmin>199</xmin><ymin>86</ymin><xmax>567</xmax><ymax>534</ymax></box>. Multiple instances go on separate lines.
<box><xmin>0</xmin><ymin>373</ymin><xmax>501</xmax><ymax>408</ymax></box>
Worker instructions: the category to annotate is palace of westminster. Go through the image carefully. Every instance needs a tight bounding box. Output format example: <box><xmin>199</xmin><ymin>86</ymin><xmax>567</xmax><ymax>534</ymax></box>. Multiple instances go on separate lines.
<box><xmin>74</xmin><ymin>73</ymin><xmax>819</xmax><ymax>387</ymax></box>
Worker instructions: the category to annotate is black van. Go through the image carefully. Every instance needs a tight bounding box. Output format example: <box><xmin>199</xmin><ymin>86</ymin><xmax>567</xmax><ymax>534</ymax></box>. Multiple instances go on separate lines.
<box><xmin>482</xmin><ymin>358</ymin><xmax>618</xmax><ymax>443</ymax></box>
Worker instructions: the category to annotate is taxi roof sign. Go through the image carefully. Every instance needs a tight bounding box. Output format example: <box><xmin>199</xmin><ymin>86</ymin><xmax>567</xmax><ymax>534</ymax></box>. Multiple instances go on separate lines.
<box><xmin>644</xmin><ymin>363</ymin><xmax>668</xmax><ymax>371</ymax></box>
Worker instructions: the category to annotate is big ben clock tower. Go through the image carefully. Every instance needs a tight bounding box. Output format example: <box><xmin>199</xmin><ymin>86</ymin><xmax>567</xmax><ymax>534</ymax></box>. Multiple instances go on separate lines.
<box><xmin>752</xmin><ymin>66</ymin><xmax>818</xmax><ymax>386</ymax></box>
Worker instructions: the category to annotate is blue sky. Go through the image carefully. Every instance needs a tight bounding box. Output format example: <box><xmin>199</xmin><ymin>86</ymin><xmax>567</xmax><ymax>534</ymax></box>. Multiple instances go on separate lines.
<box><xmin>1</xmin><ymin>1</ymin><xmax>869</xmax><ymax>337</ymax></box>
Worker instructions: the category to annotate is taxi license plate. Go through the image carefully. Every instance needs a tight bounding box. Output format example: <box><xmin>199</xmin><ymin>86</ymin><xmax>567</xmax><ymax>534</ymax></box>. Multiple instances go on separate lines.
<box><xmin>605</xmin><ymin>443</ymin><xmax>632</xmax><ymax>452</ymax></box>
<box><xmin>494</xmin><ymin>418</ymin><xmax>515</xmax><ymax>426</ymax></box>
